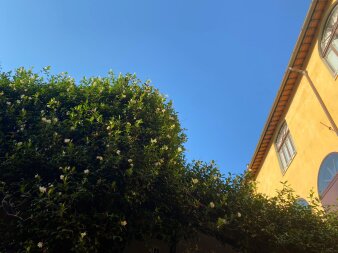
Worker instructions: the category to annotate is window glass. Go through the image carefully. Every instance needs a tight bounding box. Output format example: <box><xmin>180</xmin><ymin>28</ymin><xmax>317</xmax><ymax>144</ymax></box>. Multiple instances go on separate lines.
<box><xmin>321</xmin><ymin>5</ymin><xmax>338</xmax><ymax>74</ymax></box>
<box><xmin>318</xmin><ymin>153</ymin><xmax>338</xmax><ymax>209</ymax></box>
<box><xmin>275</xmin><ymin>122</ymin><xmax>296</xmax><ymax>173</ymax></box>
<box><xmin>318</xmin><ymin>153</ymin><xmax>338</xmax><ymax>195</ymax></box>
<box><xmin>295</xmin><ymin>198</ymin><xmax>309</xmax><ymax>207</ymax></box>
<box><xmin>326</xmin><ymin>49</ymin><xmax>338</xmax><ymax>71</ymax></box>
<box><xmin>286</xmin><ymin>137</ymin><xmax>295</xmax><ymax>156</ymax></box>
<box><xmin>283</xmin><ymin>145</ymin><xmax>291</xmax><ymax>162</ymax></box>
<box><xmin>332</xmin><ymin>35</ymin><xmax>338</xmax><ymax>49</ymax></box>
<box><xmin>279</xmin><ymin>150</ymin><xmax>287</xmax><ymax>169</ymax></box>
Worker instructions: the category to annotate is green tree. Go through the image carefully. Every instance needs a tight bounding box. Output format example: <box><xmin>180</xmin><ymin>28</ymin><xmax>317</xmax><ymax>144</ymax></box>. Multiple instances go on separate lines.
<box><xmin>184</xmin><ymin>164</ymin><xmax>338</xmax><ymax>253</ymax></box>
<box><xmin>0</xmin><ymin>68</ymin><xmax>337</xmax><ymax>253</ymax></box>
<box><xmin>0</xmin><ymin>68</ymin><xmax>187</xmax><ymax>252</ymax></box>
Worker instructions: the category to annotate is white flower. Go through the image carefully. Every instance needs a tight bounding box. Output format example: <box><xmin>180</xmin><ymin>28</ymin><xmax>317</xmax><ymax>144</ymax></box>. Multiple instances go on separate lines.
<box><xmin>96</xmin><ymin>156</ymin><xmax>103</xmax><ymax>161</ymax></box>
<box><xmin>80</xmin><ymin>232</ymin><xmax>87</xmax><ymax>238</ymax></box>
<box><xmin>37</xmin><ymin>241</ymin><xmax>43</xmax><ymax>248</ymax></box>
<box><xmin>128</xmin><ymin>159</ymin><xmax>133</xmax><ymax>163</ymax></box>
<box><xmin>170</xmin><ymin>124</ymin><xmax>175</xmax><ymax>129</ymax></box>
<box><xmin>41</xmin><ymin>117</ymin><xmax>51</xmax><ymax>124</ymax></box>
<box><xmin>6</xmin><ymin>101</ymin><xmax>11</xmax><ymax>105</ymax></box>
<box><xmin>158</xmin><ymin>158</ymin><xmax>164</xmax><ymax>165</ymax></box>
<box><xmin>39</xmin><ymin>186</ymin><xmax>47</xmax><ymax>193</ymax></box>
<box><xmin>17</xmin><ymin>142</ymin><xmax>23</xmax><ymax>146</ymax></box>
<box><xmin>60</xmin><ymin>175</ymin><xmax>65</xmax><ymax>180</ymax></box>
<box><xmin>209</xmin><ymin>202</ymin><xmax>215</xmax><ymax>208</ymax></box>
<box><xmin>84</xmin><ymin>169</ymin><xmax>90</xmax><ymax>174</ymax></box>
<box><xmin>120</xmin><ymin>220</ymin><xmax>127</xmax><ymax>226</ymax></box>
<box><xmin>116</xmin><ymin>150</ymin><xmax>121</xmax><ymax>155</ymax></box>
<box><xmin>64</xmin><ymin>139</ymin><xmax>71</xmax><ymax>143</ymax></box>
<box><xmin>177</xmin><ymin>147</ymin><xmax>182</xmax><ymax>152</ymax></box>
<box><xmin>16</xmin><ymin>100</ymin><xmax>20</xmax><ymax>104</ymax></box>
<box><xmin>150</xmin><ymin>138</ymin><xmax>157</xmax><ymax>144</ymax></box>
<box><xmin>217</xmin><ymin>218</ymin><xmax>228</xmax><ymax>226</ymax></box>
<box><xmin>192</xmin><ymin>178</ymin><xmax>199</xmax><ymax>184</ymax></box>
<box><xmin>237</xmin><ymin>212</ymin><xmax>241</xmax><ymax>218</ymax></box>
<box><xmin>65</xmin><ymin>166</ymin><xmax>71</xmax><ymax>171</ymax></box>
<box><xmin>35</xmin><ymin>174</ymin><xmax>39</xmax><ymax>178</ymax></box>
<box><xmin>162</xmin><ymin>145</ymin><xmax>168</xmax><ymax>150</ymax></box>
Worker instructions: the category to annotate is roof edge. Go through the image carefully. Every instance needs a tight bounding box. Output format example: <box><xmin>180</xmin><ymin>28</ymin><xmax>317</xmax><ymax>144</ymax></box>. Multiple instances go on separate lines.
<box><xmin>249</xmin><ymin>0</ymin><xmax>329</xmax><ymax>177</ymax></box>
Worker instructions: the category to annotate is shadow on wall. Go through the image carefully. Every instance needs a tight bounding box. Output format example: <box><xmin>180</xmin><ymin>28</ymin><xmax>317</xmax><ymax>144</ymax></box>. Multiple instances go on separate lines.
<box><xmin>124</xmin><ymin>233</ymin><xmax>236</xmax><ymax>253</ymax></box>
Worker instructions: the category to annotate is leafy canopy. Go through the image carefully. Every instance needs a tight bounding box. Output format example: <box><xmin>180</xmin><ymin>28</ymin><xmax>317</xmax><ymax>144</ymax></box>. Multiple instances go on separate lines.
<box><xmin>0</xmin><ymin>68</ymin><xmax>337</xmax><ymax>253</ymax></box>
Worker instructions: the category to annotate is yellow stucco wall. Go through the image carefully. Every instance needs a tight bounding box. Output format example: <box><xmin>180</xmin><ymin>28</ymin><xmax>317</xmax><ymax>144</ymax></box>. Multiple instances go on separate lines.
<box><xmin>255</xmin><ymin>0</ymin><xmax>338</xmax><ymax>202</ymax></box>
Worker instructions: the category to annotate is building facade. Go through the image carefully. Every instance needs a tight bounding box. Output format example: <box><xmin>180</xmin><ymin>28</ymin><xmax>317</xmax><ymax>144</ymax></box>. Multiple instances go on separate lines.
<box><xmin>249</xmin><ymin>0</ymin><xmax>338</xmax><ymax>209</ymax></box>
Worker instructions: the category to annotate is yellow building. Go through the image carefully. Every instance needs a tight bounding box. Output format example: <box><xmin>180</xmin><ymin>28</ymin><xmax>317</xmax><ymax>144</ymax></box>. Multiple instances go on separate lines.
<box><xmin>249</xmin><ymin>0</ymin><xmax>338</xmax><ymax>208</ymax></box>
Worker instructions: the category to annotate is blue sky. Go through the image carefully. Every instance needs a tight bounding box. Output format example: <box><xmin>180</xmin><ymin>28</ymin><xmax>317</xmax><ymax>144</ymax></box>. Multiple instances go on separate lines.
<box><xmin>0</xmin><ymin>0</ymin><xmax>310</xmax><ymax>175</ymax></box>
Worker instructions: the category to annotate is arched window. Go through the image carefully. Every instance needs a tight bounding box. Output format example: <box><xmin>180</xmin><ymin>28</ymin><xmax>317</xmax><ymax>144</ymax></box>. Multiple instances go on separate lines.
<box><xmin>295</xmin><ymin>198</ymin><xmax>309</xmax><ymax>207</ymax></box>
<box><xmin>320</xmin><ymin>4</ymin><xmax>338</xmax><ymax>75</ymax></box>
<box><xmin>275</xmin><ymin>122</ymin><xmax>296</xmax><ymax>173</ymax></box>
<box><xmin>318</xmin><ymin>153</ymin><xmax>338</xmax><ymax>209</ymax></box>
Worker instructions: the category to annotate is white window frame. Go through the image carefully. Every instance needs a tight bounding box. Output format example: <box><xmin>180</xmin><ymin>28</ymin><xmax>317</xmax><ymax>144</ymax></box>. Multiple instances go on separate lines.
<box><xmin>275</xmin><ymin>122</ymin><xmax>296</xmax><ymax>174</ymax></box>
<box><xmin>320</xmin><ymin>4</ymin><xmax>338</xmax><ymax>77</ymax></box>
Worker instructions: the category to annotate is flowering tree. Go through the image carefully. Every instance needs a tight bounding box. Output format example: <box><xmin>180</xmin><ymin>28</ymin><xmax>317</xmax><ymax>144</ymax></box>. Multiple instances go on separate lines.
<box><xmin>0</xmin><ymin>68</ymin><xmax>337</xmax><ymax>253</ymax></box>
<box><xmin>183</xmin><ymin>164</ymin><xmax>338</xmax><ymax>253</ymax></box>
<box><xmin>0</xmin><ymin>68</ymin><xmax>188</xmax><ymax>252</ymax></box>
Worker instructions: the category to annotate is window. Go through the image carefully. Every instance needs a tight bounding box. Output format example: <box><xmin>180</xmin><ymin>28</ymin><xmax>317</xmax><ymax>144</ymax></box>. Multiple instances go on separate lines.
<box><xmin>275</xmin><ymin>122</ymin><xmax>296</xmax><ymax>172</ymax></box>
<box><xmin>320</xmin><ymin>4</ymin><xmax>338</xmax><ymax>75</ymax></box>
<box><xmin>318</xmin><ymin>153</ymin><xmax>338</xmax><ymax>209</ymax></box>
<box><xmin>295</xmin><ymin>198</ymin><xmax>309</xmax><ymax>207</ymax></box>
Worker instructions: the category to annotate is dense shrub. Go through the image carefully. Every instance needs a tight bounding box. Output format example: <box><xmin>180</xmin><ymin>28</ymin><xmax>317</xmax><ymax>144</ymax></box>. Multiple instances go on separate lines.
<box><xmin>0</xmin><ymin>68</ymin><xmax>337</xmax><ymax>253</ymax></box>
<box><xmin>0</xmin><ymin>68</ymin><xmax>187</xmax><ymax>252</ymax></box>
<box><xmin>186</xmin><ymin>166</ymin><xmax>338</xmax><ymax>253</ymax></box>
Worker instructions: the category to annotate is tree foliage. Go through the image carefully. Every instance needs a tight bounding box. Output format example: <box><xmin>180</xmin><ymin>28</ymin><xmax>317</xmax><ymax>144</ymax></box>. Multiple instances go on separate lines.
<box><xmin>186</xmin><ymin>166</ymin><xmax>338</xmax><ymax>253</ymax></box>
<box><xmin>0</xmin><ymin>68</ymin><xmax>337</xmax><ymax>253</ymax></box>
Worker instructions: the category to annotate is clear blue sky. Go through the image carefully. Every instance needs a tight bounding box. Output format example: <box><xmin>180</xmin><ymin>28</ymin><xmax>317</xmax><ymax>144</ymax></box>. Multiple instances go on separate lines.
<box><xmin>0</xmin><ymin>0</ymin><xmax>310</xmax><ymax>175</ymax></box>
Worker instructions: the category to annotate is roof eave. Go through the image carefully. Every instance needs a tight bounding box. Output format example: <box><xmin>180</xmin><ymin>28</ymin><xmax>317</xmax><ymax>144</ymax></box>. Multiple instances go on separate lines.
<box><xmin>249</xmin><ymin>0</ymin><xmax>329</xmax><ymax>178</ymax></box>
